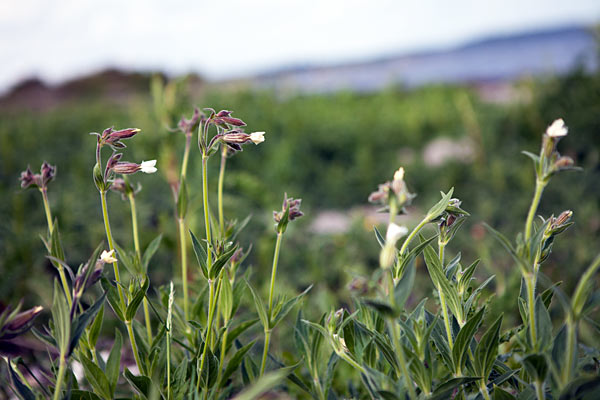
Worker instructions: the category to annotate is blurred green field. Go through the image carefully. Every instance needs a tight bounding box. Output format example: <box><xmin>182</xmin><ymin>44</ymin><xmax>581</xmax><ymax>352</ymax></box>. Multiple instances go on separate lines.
<box><xmin>1</xmin><ymin>68</ymin><xmax>599</xmax><ymax>325</ymax></box>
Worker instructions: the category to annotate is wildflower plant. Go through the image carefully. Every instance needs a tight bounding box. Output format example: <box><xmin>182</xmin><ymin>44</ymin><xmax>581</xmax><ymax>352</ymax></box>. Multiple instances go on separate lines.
<box><xmin>7</xmin><ymin>110</ymin><xmax>600</xmax><ymax>400</ymax></box>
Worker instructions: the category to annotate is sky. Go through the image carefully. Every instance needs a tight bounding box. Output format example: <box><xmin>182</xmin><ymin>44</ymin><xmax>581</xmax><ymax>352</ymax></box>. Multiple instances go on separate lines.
<box><xmin>1</xmin><ymin>0</ymin><xmax>599</xmax><ymax>93</ymax></box>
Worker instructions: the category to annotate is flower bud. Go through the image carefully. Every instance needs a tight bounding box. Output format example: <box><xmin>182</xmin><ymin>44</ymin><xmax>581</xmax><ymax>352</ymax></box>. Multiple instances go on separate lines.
<box><xmin>222</xmin><ymin>132</ymin><xmax>252</xmax><ymax>144</ymax></box>
<box><xmin>19</xmin><ymin>167</ymin><xmax>40</xmax><ymax>189</ymax></box>
<box><xmin>40</xmin><ymin>162</ymin><xmax>56</xmax><ymax>186</ymax></box>
<box><xmin>213</xmin><ymin>110</ymin><xmax>246</xmax><ymax>127</ymax></box>
<box><xmin>112</xmin><ymin>162</ymin><xmax>141</xmax><ymax>174</ymax></box>
<box><xmin>273</xmin><ymin>193</ymin><xmax>304</xmax><ymax>233</ymax></box>
<box><xmin>177</xmin><ymin>107</ymin><xmax>201</xmax><ymax>136</ymax></box>
<box><xmin>553</xmin><ymin>156</ymin><xmax>574</xmax><ymax>170</ymax></box>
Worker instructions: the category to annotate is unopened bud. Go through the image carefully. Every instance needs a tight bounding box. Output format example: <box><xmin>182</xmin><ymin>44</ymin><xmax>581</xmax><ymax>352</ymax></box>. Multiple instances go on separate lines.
<box><xmin>554</xmin><ymin>156</ymin><xmax>574</xmax><ymax>170</ymax></box>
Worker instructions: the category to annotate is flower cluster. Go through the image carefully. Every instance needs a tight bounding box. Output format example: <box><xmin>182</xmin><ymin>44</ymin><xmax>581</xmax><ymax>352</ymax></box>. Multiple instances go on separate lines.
<box><xmin>368</xmin><ymin>167</ymin><xmax>415</xmax><ymax>212</ymax></box>
<box><xmin>20</xmin><ymin>161</ymin><xmax>56</xmax><ymax>190</ymax></box>
<box><xmin>273</xmin><ymin>193</ymin><xmax>304</xmax><ymax>233</ymax></box>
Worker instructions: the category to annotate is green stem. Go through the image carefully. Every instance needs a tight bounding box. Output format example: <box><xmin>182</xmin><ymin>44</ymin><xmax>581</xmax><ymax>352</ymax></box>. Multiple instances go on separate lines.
<box><xmin>178</xmin><ymin>218</ymin><xmax>189</xmax><ymax>321</ymax></box>
<box><xmin>339</xmin><ymin>353</ymin><xmax>366</xmax><ymax>375</ymax></box>
<box><xmin>201</xmin><ymin>155</ymin><xmax>213</xmax><ymax>268</ymax></box>
<box><xmin>41</xmin><ymin>188</ymin><xmax>72</xmax><ymax>306</ymax></box>
<box><xmin>100</xmin><ymin>190</ymin><xmax>143</xmax><ymax>373</ymax></box>
<box><xmin>524</xmin><ymin>180</ymin><xmax>545</xmax><ymax>244</ymax></box>
<box><xmin>198</xmin><ymin>279</ymin><xmax>217</xmax><ymax>389</ymax></box>
<box><xmin>439</xmin><ymin>288</ymin><xmax>454</xmax><ymax>351</ymax></box>
<box><xmin>52</xmin><ymin>355</ymin><xmax>66</xmax><ymax>400</ymax></box>
<box><xmin>479</xmin><ymin>382</ymin><xmax>492</xmax><ymax>400</ymax></box>
<box><xmin>268</xmin><ymin>232</ymin><xmax>283</xmax><ymax>316</ymax></box>
<box><xmin>216</xmin><ymin>322</ymin><xmax>229</xmax><ymax>386</ymax></box>
<box><xmin>534</xmin><ymin>380</ymin><xmax>545</xmax><ymax>400</ymax></box>
<box><xmin>129</xmin><ymin>193</ymin><xmax>153</xmax><ymax>345</ymax></box>
<box><xmin>167</xmin><ymin>328</ymin><xmax>172</xmax><ymax>400</ymax></box>
<box><xmin>525</xmin><ymin>274</ymin><xmax>537</xmax><ymax>349</ymax></box>
<box><xmin>562</xmin><ymin>316</ymin><xmax>577</xmax><ymax>387</ymax></box>
<box><xmin>387</xmin><ymin>272</ymin><xmax>417</xmax><ymax>399</ymax></box>
<box><xmin>218</xmin><ymin>146</ymin><xmax>227</xmax><ymax>236</ymax></box>
<box><xmin>260</xmin><ymin>329</ymin><xmax>271</xmax><ymax>376</ymax></box>
<box><xmin>126</xmin><ymin>321</ymin><xmax>143</xmax><ymax>374</ymax></box>
<box><xmin>399</xmin><ymin>217</ymin><xmax>430</xmax><ymax>256</ymax></box>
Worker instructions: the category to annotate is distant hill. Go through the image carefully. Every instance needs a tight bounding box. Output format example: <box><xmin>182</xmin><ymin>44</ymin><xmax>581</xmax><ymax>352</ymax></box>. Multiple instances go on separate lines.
<box><xmin>1</xmin><ymin>25</ymin><xmax>597</xmax><ymax>110</ymax></box>
<box><xmin>247</xmin><ymin>25</ymin><xmax>598</xmax><ymax>93</ymax></box>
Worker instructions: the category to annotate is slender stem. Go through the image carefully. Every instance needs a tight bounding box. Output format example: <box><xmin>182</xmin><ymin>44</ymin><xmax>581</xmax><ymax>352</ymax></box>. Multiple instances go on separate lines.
<box><xmin>41</xmin><ymin>188</ymin><xmax>72</xmax><ymax>306</ymax></box>
<box><xmin>201</xmin><ymin>155</ymin><xmax>213</xmax><ymax>268</ymax></box>
<box><xmin>216</xmin><ymin>322</ymin><xmax>229</xmax><ymax>386</ymax></box>
<box><xmin>100</xmin><ymin>190</ymin><xmax>143</xmax><ymax>373</ymax></box>
<box><xmin>52</xmin><ymin>355</ymin><xmax>66</xmax><ymax>400</ymax></box>
<box><xmin>126</xmin><ymin>321</ymin><xmax>143</xmax><ymax>374</ymax></box>
<box><xmin>129</xmin><ymin>193</ymin><xmax>153</xmax><ymax>344</ymax></box>
<box><xmin>100</xmin><ymin>191</ymin><xmax>126</xmax><ymax>307</ymax></box>
<box><xmin>218</xmin><ymin>146</ymin><xmax>227</xmax><ymax>235</ymax></box>
<box><xmin>268</xmin><ymin>232</ymin><xmax>283</xmax><ymax>316</ymax></box>
<box><xmin>437</xmin><ymin>240</ymin><xmax>455</xmax><ymax>355</ymax></box>
<box><xmin>178</xmin><ymin>218</ymin><xmax>189</xmax><ymax>321</ymax></box>
<box><xmin>387</xmin><ymin>270</ymin><xmax>417</xmax><ymax>399</ymax></box>
<box><xmin>479</xmin><ymin>382</ymin><xmax>492</xmax><ymax>400</ymax></box>
<box><xmin>399</xmin><ymin>217</ymin><xmax>430</xmax><ymax>256</ymax></box>
<box><xmin>562</xmin><ymin>316</ymin><xmax>577</xmax><ymax>387</ymax></box>
<box><xmin>339</xmin><ymin>353</ymin><xmax>367</xmax><ymax>374</ymax></box>
<box><xmin>41</xmin><ymin>188</ymin><xmax>54</xmax><ymax>233</ymax></box>
<box><xmin>167</xmin><ymin>328</ymin><xmax>171</xmax><ymax>400</ymax></box>
<box><xmin>198</xmin><ymin>279</ymin><xmax>217</xmax><ymax>388</ymax></box>
<box><xmin>260</xmin><ymin>330</ymin><xmax>271</xmax><ymax>376</ymax></box>
<box><xmin>525</xmin><ymin>274</ymin><xmax>537</xmax><ymax>349</ymax></box>
<box><xmin>260</xmin><ymin>231</ymin><xmax>283</xmax><ymax>376</ymax></box>
<box><xmin>534</xmin><ymin>381</ymin><xmax>545</xmax><ymax>400</ymax></box>
<box><xmin>524</xmin><ymin>180</ymin><xmax>545</xmax><ymax>244</ymax></box>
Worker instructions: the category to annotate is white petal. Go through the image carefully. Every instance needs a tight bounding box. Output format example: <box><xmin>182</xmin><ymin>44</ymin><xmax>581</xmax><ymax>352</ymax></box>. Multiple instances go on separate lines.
<box><xmin>100</xmin><ymin>249</ymin><xmax>117</xmax><ymax>263</ymax></box>
<box><xmin>140</xmin><ymin>160</ymin><xmax>158</xmax><ymax>174</ymax></box>
<box><xmin>386</xmin><ymin>223</ymin><xmax>408</xmax><ymax>244</ymax></box>
<box><xmin>250</xmin><ymin>131</ymin><xmax>265</xmax><ymax>144</ymax></box>
<box><xmin>546</xmin><ymin>118</ymin><xmax>568</xmax><ymax>137</ymax></box>
<box><xmin>393</xmin><ymin>167</ymin><xmax>405</xmax><ymax>181</ymax></box>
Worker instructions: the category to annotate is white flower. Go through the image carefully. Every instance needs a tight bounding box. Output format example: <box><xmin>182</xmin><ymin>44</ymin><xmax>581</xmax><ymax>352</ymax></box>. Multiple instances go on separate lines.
<box><xmin>249</xmin><ymin>132</ymin><xmax>265</xmax><ymax>144</ymax></box>
<box><xmin>386</xmin><ymin>223</ymin><xmax>408</xmax><ymax>245</ymax></box>
<box><xmin>140</xmin><ymin>160</ymin><xmax>157</xmax><ymax>174</ymax></box>
<box><xmin>100</xmin><ymin>249</ymin><xmax>117</xmax><ymax>264</ymax></box>
<box><xmin>393</xmin><ymin>167</ymin><xmax>405</xmax><ymax>181</ymax></box>
<box><xmin>546</xmin><ymin>118</ymin><xmax>568</xmax><ymax>138</ymax></box>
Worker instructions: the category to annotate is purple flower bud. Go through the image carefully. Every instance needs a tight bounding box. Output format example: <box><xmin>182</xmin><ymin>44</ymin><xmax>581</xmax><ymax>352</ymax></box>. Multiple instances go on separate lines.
<box><xmin>19</xmin><ymin>167</ymin><xmax>40</xmax><ymax>189</ymax></box>
<box><xmin>274</xmin><ymin>193</ymin><xmax>304</xmax><ymax>228</ymax></box>
<box><xmin>222</xmin><ymin>132</ymin><xmax>252</xmax><ymax>144</ymax></box>
<box><xmin>178</xmin><ymin>107</ymin><xmax>202</xmax><ymax>135</ymax></box>
<box><xmin>112</xmin><ymin>162</ymin><xmax>141</xmax><ymax>174</ymax></box>
<box><xmin>107</xmin><ymin>128</ymin><xmax>140</xmax><ymax>141</ymax></box>
<box><xmin>40</xmin><ymin>162</ymin><xmax>56</xmax><ymax>186</ymax></box>
<box><xmin>212</xmin><ymin>110</ymin><xmax>246</xmax><ymax>127</ymax></box>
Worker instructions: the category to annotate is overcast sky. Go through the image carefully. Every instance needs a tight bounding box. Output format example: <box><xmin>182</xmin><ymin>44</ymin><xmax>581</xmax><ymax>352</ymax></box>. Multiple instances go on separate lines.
<box><xmin>1</xmin><ymin>0</ymin><xmax>599</xmax><ymax>93</ymax></box>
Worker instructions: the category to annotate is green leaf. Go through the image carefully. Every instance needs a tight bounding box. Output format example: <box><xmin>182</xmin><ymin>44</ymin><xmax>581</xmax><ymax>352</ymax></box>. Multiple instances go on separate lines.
<box><xmin>70</xmin><ymin>390</ymin><xmax>103</xmax><ymax>400</ymax></box>
<box><xmin>50</xmin><ymin>219</ymin><xmax>66</xmax><ymax>265</ymax></box>
<box><xmin>226</xmin><ymin>319</ymin><xmax>259</xmax><ymax>354</ymax></box>
<box><xmin>220</xmin><ymin>340</ymin><xmax>256</xmax><ymax>387</ymax></box>
<box><xmin>69</xmin><ymin>293</ymin><xmax>106</xmax><ymax>356</ymax></box>
<box><xmin>302</xmin><ymin>319</ymin><xmax>330</xmax><ymax>339</ymax></box>
<box><xmin>105</xmin><ymin>329</ymin><xmax>122</xmax><ymax>395</ymax></box>
<box><xmin>126</xmin><ymin>278</ymin><xmax>149</xmax><ymax>321</ymax></box>
<box><xmin>423</xmin><ymin>246</ymin><xmax>463</xmax><ymax>323</ymax></box>
<box><xmin>246</xmin><ymin>280</ymin><xmax>269</xmax><ymax>329</ymax></box>
<box><xmin>81</xmin><ymin>355</ymin><xmax>112</xmax><ymax>400</ymax></box>
<box><xmin>88</xmin><ymin>304</ymin><xmax>104</xmax><ymax>349</ymax></box>
<box><xmin>396</xmin><ymin>235</ymin><xmax>436</xmax><ymax>278</ymax></box>
<box><xmin>209</xmin><ymin>246</ymin><xmax>238</xmax><ymax>279</ymax></box>
<box><xmin>114</xmin><ymin>243</ymin><xmax>141</xmax><ymax>276</ymax></box>
<box><xmin>452</xmin><ymin>307</ymin><xmax>485</xmax><ymax>372</ymax></box>
<box><xmin>522</xmin><ymin>354</ymin><xmax>548</xmax><ymax>382</ymax></box>
<box><xmin>521</xmin><ymin>150</ymin><xmax>540</xmax><ymax>164</ymax></box>
<box><xmin>362</xmin><ymin>299</ymin><xmax>397</xmax><ymax>318</ymax></box>
<box><xmin>51</xmin><ymin>279</ymin><xmax>71</xmax><ymax>354</ymax></box>
<box><xmin>100</xmin><ymin>277</ymin><xmax>125</xmax><ymax>321</ymax></box>
<box><xmin>475</xmin><ymin>314</ymin><xmax>503</xmax><ymax>380</ymax></box>
<box><xmin>220</xmin><ymin>275</ymin><xmax>234</xmax><ymax>322</ymax></box>
<box><xmin>426</xmin><ymin>188</ymin><xmax>454</xmax><ymax>220</ymax></box>
<box><xmin>493</xmin><ymin>385</ymin><xmax>517</xmax><ymax>400</ymax></box>
<box><xmin>394</xmin><ymin>261</ymin><xmax>415</xmax><ymax>309</ymax></box>
<box><xmin>534</xmin><ymin>296</ymin><xmax>552</xmax><ymax>351</ymax></box>
<box><xmin>190</xmin><ymin>230</ymin><xmax>208</xmax><ymax>279</ymax></box>
<box><xmin>558</xmin><ymin>376</ymin><xmax>600</xmax><ymax>400</ymax></box>
<box><xmin>7</xmin><ymin>360</ymin><xmax>35</xmax><ymax>400</ymax></box>
<box><xmin>142</xmin><ymin>234</ymin><xmax>162</xmax><ymax>273</ymax></box>
<box><xmin>123</xmin><ymin>368</ymin><xmax>159</xmax><ymax>399</ymax></box>
<box><xmin>271</xmin><ymin>285</ymin><xmax>312</xmax><ymax>327</ymax></box>
<box><xmin>232</xmin><ymin>368</ymin><xmax>290</xmax><ymax>400</ymax></box>
<box><xmin>373</xmin><ymin>226</ymin><xmax>386</xmax><ymax>248</ymax></box>
<box><xmin>430</xmin><ymin>377</ymin><xmax>480</xmax><ymax>400</ymax></box>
